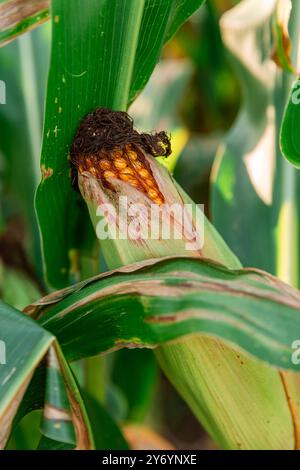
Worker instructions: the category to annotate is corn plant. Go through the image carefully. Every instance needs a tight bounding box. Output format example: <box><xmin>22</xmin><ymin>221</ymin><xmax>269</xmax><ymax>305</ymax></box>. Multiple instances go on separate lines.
<box><xmin>1</xmin><ymin>0</ymin><xmax>300</xmax><ymax>451</ymax></box>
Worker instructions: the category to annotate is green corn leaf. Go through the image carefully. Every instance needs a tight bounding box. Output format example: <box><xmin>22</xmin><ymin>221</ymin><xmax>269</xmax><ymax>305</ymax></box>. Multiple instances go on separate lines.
<box><xmin>0</xmin><ymin>300</ymin><xmax>94</xmax><ymax>449</ymax></box>
<box><xmin>0</xmin><ymin>300</ymin><xmax>52</xmax><ymax>447</ymax></box>
<box><xmin>41</xmin><ymin>342</ymin><xmax>94</xmax><ymax>449</ymax></box>
<box><xmin>14</xmin><ymin>359</ymin><xmax>128</xmax><ymax>450</ymax></box>
<box><xmin>112</xmin><ymin>349</ymin><xmax>158</xmax><ymax>423</ymax></box>
<box><xmin>35</xmin><ymin>0</ymin><xmax>205</xmax><ymax>289</ymax></box>
<box><xmin>22</xmin><ymin>256</ymin><xmax>300</xmax><ymax>372</ymax></box>
<box><xmin>0</xmin><ymin>27</ymin><xmax>49</xmax><ymax>276</ymax></box>
<box><xmin>0</xmin><ymin>0</ymin><xmax>50</xmax><ymax>47</ymax></box>
<box><xmin>40</xmin><ymin>344</ymin><xmax>76</xmax><ymax>446</ymax></box>
<box><xmin>5</xmin><ymin>411</ymin><xmax>42</xmax><ymax>450</ymax></box>
<box><xmin>23</xmin><ymin>255</ymin><xmax>300</xmax><ymax>448</ymax></box>
<box><xmin>281</xmin><ymin>78</ymin><xmax>300</xmax><ymax>166</ymax></box>
<box><xmin>37</xmin><ymin>436</ymin><xmax>74</xmax><ymax>450</ymax></box>
<box><xmin>82</xmin><ymin>392</ymin><xmax>129</xmax><ymax>450</ymax></box>
<box><xmin>0</xmin><ymin>264</ymin><xmax>41</xmax><ymax>310</ymax></box>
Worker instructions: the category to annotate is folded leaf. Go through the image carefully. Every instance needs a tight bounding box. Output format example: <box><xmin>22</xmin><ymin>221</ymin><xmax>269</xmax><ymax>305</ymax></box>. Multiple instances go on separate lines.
<box><xmin>0</xmin><ymin>300</ymin><xmax>93</xmax><ymax>449</ymax></box>
<box><xmin>0</xmin><ymin>300</ymin><xmax>52</xmax><ymax>448</ymax></box>
<box><xmin>24</xmin><ymin>256</ymin><xmax>300</xmax><ymax>371</ymax></box>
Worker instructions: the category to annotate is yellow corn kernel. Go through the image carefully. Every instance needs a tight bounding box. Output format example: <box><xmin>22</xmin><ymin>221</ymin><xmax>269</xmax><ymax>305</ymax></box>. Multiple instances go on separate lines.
<box><xmin>127</xmin><ymin>150</ymin><xmax>138</xmax><ymax>161</ymax></box>
<box><xmin>120</xmin><ymin>167</ymin><xmax>134</xmax><ymax>176</ymax></box>
<box><xmin>89</xmin><ymin>167</ymin><xmax>98</xmax><ymax>177</ymax></box>
<box><xmin>112</xmin><ymin>150</ymin><xmax>123</xmax><ymax>159</ymax></box>
<box><xmin>153</xmin><ymin>196</ymin><xmax>164</xmax><ymax>205</ymax></box>
<box><xmin>132</xmin><ymin>160</ymin><xmax>143</xmax><ymax>170</ymax></box>
<box><xmin>138</xmin><ymin>169</ymin><xmax>150</xmax><ymax>179</ymax></box>
<box><xmin>120</xmin><ymin>174</ymin><xmax>139</xmax><ymax>186</ymax></box>
<box><xmin>147</xmin><ymin>188</ymin><xmax>159</xmax><ymax>199</ymax></box>
<box><xmin>113</xmin><ymin>158</ymin><xmax>128</xmax><ymax>170</ymax></box>
<box><xmin>99</xmin><ymin>160</ymin><xmax>111</xmax><ymax>170</ymax></box>
<box><xmin>145</xmin><ymin>178</ymin><xmax>156</xmax><ymax>188</ymax></box>
<box><xmin>103</xmin><ymin>170</ymin><xmax>117</xmax><ymax>179</ymax></box>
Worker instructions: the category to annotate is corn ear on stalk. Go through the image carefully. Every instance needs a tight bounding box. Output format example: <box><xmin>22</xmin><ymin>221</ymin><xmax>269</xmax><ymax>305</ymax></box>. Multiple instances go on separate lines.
<box><xmin>70</xmin><ymin>108</ymin><xmax>295</xmax><ymax>449</ymax></box>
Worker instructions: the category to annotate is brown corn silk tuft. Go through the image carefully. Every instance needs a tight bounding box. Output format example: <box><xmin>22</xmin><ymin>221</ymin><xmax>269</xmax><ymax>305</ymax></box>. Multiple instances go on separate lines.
<box><xmin>70</xmin><ymin>108</ymin><xmax>171</xmax><ymax>205</ymax></box>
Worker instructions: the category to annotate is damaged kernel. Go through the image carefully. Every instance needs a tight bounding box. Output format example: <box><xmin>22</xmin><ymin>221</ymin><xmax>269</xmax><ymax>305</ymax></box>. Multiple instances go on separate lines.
<box><xmin>99</xmin><ymin>160</ymin><xmax>111</xmax><ymax>170</ymax></box>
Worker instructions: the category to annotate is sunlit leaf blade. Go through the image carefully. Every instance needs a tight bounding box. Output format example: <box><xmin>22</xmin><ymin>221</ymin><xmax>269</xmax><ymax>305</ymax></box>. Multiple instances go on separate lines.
<box><xmin>23</xmin><ymin>257</ymin><xmax>300</xmax><ymax>371</ymax></box>
<box><xmin>211</xmin><ymin>0</ymin><xmax>278</xmax><ymax>273</ymax></box>
<box><xmin>0</xmin><ymin>264</ymin><xmax>41</xmax><ymax>311</ymax></box>
<box><xmin>0</xmin><ymin>0</ymin><xmax>50</xmax><ymax>47</ymax></box>
<box><xmin>35</xmin><ymin>0</ymin><xmax>205</xmax><ymax>288</ymax></box>
<box><xmin>0</xmin><ymin>300</ymin><xmax>53</xmax><ymax>448</ymax></box>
